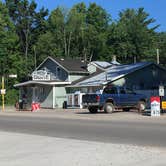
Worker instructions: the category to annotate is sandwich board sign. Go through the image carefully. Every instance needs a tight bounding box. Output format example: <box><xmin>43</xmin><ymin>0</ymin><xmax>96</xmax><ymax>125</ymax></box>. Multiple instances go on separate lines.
<box><xmin>150</xmin><ymin>96</ymin><xmax>160</xmax><ymax>116</ymax></box>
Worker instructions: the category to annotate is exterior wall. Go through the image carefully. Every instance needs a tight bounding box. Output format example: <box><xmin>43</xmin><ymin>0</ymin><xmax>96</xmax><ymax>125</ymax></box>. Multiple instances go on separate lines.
<box><xmin>69</xmin><ymin>75</ymin><xmax>84</xmax><ymax>82</ymax></box>
<box><xmin>38</xmin><ymin>86</ymin><xmax>53</xmax><ymax>108</ymax></box>
<box><xmin>38</xmin><ymin>58</ymin><xmax>68</xmax><ymax>81</ymax></box>
<box><xmin>87</xmin><ymin>64</ymin><xmax>97</xmax><ymax>73</ymax></box>
<box><xmin>112</xmin><ymin>64</ymin><xmax>166</xmax><ymax>90</ymax></box>
<box><xmin>54</xmin><ymin>86</ymin><xmax>67</xmax><ymax>108</ymax></box>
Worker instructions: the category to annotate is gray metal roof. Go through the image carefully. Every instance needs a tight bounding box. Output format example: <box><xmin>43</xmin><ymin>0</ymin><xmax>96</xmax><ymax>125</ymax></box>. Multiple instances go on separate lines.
<box><xmin>93</xmin><ymin>61</ymin><xmax>112</xmax><ymax>69</ymax></box>
<box><xmin>70</xmin><ymin>62</ymin><xmax>153</xmax><ymax>87</ymax></box>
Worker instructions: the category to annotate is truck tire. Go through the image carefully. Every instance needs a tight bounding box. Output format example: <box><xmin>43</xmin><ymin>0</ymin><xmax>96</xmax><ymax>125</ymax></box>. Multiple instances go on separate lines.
<box><xmin>104</xmin><ymin>103</ymin><xmax>114</xmax><ymax>113</ymax></box>
<box><xmin>138</xmin><ymin>101</ymin><xmax>146</xmax><ymax>113</ymax></box>
<box><xmin>88</xmin><ymin>107</ymin><xmax>98</xmax><ymax>113</ymax></box>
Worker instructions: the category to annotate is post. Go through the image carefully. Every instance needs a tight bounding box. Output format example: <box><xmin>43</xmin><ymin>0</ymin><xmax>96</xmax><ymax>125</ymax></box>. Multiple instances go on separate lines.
<box><xmin>157</xmin><ymin>49</ymin><xmax>160</xmax><ymax>64</ymax></box>
<box><xmin>1</xmin><ymin>76</ymin><xmax>5</xmax><ymax>111</ymax></box>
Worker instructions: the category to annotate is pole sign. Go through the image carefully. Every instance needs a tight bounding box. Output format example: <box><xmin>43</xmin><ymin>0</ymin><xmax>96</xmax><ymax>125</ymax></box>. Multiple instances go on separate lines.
<box><xmin>159</xmin><ymin>85</ymin><xmax>164</xmax><ymax>97</ymax></box>
<box><xmin>150</xmin><ymin>96</ymin><xmax>160</xmax><ymax>116</ymax></box>
<box><xmin>0</xmin><ymin>89</ymin><xmax>6</xmax><ymax>95</ymax></box>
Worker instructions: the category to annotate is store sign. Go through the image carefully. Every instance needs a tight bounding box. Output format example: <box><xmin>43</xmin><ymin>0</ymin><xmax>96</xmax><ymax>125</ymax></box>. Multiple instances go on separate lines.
<box><xmin>162</xmin><ymin>101</ymin><xmax>166</xmax><ymax>110</ymax></box>
<box><xmin>151</xmin><ymin>96</ymin><xmax>160</xmax><ymax>116</ymax></box>
<box><xmin>32</xmin><ymin>70</ymin><xmax>51</xmax><ymax>81</ymax></box>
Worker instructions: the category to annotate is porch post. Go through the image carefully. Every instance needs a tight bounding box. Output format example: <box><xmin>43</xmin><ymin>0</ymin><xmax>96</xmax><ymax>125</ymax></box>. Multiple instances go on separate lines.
<box><xmin>53</xmin><ymin>85</ymin><xmax>56</xmax><ymax>109</ymax></box>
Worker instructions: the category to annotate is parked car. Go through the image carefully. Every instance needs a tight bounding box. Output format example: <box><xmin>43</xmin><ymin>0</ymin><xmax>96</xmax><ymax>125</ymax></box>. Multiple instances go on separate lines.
<box><xmin>82</xmin><ymin>85</ymin><xmax>147</xmax><ymax>113</ymax></box>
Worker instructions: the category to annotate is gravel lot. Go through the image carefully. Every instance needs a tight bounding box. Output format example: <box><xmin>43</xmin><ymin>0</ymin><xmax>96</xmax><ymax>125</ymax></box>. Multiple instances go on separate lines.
<box><xmin>1</xmin><ymin>106</ymin><xmax>166</xmax><ymax>166</ymax></box>
<box><xmin>0</xmin><ymin>131</ymin><xmax>166</xmax><ymax>166</ymax></box>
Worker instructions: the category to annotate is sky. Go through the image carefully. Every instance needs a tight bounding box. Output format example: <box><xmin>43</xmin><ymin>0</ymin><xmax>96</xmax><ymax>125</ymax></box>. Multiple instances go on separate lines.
<box><xmin>34</xmin><ymin>0</ymin><xmax>166</xmax><ymax>32</ymax></box>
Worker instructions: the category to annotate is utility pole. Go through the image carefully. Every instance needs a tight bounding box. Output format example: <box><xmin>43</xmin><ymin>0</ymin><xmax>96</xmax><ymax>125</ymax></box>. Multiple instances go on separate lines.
<box><xmin>1</xmin><ymin>76</ymin><xmax>5</xmax><ymax>111</ymax></box>
<box><xmin>157</xmin><ymin>48</ymin><xmax>160</xmax><ymax>64</ymax></box>
<box><xmin>1</xmin><ymin>75</ymin><xmax>17</xmax><ymax>112</ymax></box>
<box><xmin>34</xmin><ymin>45</ymin><xmax>37</xmax><ymax>69</ymax></box>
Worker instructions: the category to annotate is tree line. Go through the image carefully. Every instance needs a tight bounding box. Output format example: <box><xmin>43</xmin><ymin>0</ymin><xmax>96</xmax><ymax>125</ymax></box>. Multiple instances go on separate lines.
<box><xmin>0</xmin><ymin>0</ymin><xmax>166</xmax><ymax>104</ymax></box>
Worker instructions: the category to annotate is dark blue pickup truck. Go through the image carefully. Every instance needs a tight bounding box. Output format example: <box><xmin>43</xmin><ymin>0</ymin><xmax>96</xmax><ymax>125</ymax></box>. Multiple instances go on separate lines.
<box><xmin>82</xmin><ymin>86</ymin><xmax>147</xmax><ymax>113</ymax></box>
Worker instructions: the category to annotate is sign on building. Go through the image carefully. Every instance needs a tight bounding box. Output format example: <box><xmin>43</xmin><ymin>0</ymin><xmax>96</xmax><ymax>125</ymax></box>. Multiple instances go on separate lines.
<box><xmin>150</xmin><ymin>96</ymin><xmax>160</xmax><ymax>116</ymax></box>
<box><xmin>32</xmin><ymin>70</ymin><xmax>51</xmax><ymax>81</ymax></box>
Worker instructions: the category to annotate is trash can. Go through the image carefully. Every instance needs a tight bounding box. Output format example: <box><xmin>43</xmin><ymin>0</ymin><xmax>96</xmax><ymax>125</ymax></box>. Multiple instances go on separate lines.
<box><xmin>63</xmin><ymin>101</ymin><xmax>67</xmax><ymax>109</ymax></box>
<box><xmin>19</xmin><ymin>101</ymin><xmax>23</xmax><ymax>110</ymax></box>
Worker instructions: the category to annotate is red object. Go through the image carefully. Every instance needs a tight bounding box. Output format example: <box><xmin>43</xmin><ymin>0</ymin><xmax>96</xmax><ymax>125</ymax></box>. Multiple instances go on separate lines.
<box><xmin>31</xmin><ymin>102</ymin><xmax>40</xmax><ymax>112</ymax></box>
<box><xmin>96</xmin><ymin>95</ymin><xmax>100</xmax><ymax>102</ymax></box>
<box><xmin>150</xmin><ymin>96</ymin><xmax>160</xmax><ymax>103</ymax></box>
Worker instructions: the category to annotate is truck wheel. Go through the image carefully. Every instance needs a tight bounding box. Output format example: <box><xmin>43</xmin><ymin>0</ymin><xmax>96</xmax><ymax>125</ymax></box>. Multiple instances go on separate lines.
<box><xmin>104</xmin><ymin>103</ymin><xmax>114</xmax><ymax>113</ymax></box>
<box><xmin>138</xmin><ymin>101</ymin><xmax>146</xmax><ymax>113</ymax></box>
<box><xmin>88</xmin><ymin>107</ymin><xmax>98</xmax><ymax>113</ymax></box>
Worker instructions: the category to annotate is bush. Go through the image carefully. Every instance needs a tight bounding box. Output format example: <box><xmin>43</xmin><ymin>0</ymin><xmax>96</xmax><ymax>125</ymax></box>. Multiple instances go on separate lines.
<box><xmin>2</xmin><ymin>89</ymin><xmax>19</xmax><ymax>105</ymax></box>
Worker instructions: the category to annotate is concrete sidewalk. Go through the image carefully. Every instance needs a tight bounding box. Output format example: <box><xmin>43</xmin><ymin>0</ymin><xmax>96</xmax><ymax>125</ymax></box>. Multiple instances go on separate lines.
<box><xmin>0</xmin><ymin>131</ymin><xmax>166</xmax><ymax>166</ymax></box>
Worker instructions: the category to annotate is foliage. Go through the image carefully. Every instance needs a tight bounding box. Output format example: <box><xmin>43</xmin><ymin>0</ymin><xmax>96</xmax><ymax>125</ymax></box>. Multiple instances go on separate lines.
<box><xmin>0</xmin><ymin>1</ymin><xmax>166</xmax><ymax>104</ymax></box>
<box><xmin>107</xmin><ymin>8</ymin><xmax>159</xmax><ymax>63</ymax></box>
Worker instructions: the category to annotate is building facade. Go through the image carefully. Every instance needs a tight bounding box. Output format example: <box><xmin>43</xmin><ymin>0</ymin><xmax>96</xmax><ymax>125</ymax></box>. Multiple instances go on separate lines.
<box><xmin>14</xmin><ymin>57</ymin><xmax>88</xmax><ymax>109</ymax></box>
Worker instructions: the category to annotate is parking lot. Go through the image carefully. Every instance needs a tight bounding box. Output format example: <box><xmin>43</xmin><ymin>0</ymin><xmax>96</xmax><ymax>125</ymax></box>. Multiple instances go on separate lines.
<box><xmin>2</xmin><ymin>106</ymin><xmax>166</xmax><ymax>123</ymax></box>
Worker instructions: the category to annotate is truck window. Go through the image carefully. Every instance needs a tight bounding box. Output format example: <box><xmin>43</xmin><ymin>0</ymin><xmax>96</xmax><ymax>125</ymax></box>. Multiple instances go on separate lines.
<box><xmin>119</xmin><ymin>87</ymin><xmax>126</xmax><ymax>94</ymax></box>
<box><xmin>103</xmin><ymin>87</ymin><xmax>117</xmax><ymax>94</ymax></box>
<box><xmin>126</xmin><ymin>88</ymin><xmax>135</xmax><ymax>94</ymax></box>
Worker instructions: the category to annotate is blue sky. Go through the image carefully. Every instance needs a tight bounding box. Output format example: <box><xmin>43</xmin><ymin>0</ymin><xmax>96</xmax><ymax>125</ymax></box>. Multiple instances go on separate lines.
<box><xmin>35</xmin><ymin>0</ymin><xmax>166</xmax><ymax>32</ymax></box>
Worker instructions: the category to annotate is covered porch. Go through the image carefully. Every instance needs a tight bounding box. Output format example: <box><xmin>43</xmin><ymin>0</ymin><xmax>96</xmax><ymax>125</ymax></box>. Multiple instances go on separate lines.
<box><xmin>14</xmin><ymin>81</ymin><xmax>71</xmax><ymax>109</ymax></box>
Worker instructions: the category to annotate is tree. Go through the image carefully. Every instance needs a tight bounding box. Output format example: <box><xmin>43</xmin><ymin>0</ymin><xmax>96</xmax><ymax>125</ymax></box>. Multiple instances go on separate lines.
<box><xmin>36</xmin><ymin>3</ymin><xmax>88</xmax><ymax>62</ymax></box>
<box><xmin>107</xmin><ymin>8</ymin><xmax>159</xmax><ymax>63</ymax></box>
<box><xmin>86</xmin><ymin>3</ymin><xmax>110</xmax><ymax>61</ymax></box>
<box><xmin>5</xmin><ymin>0</ymin><xmax>48</xmax><ymax>63</ymax></box>
<box><xmin>156</xmin><ymin>32</ymin><xmax>166</xmax><ymax>66</ymax></box>
<box><xmin>0</xmin><ymin>1</ymin><xmax>25</xmax><ymax>104</ymax></box>
<box><xmin>0</xmin><ymin>1</ymin><xmax>20</xmax><ymax>76</ymax></box>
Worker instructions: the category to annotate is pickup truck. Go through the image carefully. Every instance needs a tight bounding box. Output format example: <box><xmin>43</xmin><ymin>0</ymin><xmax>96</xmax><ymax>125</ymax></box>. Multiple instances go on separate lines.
<box><xmin>82</xmin><ymin>86</ymin><xmax>147</xmax><ymax>113</ymax></box>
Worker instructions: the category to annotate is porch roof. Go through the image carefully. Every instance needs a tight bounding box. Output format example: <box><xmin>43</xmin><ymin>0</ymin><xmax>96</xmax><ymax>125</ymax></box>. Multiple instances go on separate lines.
<box><xmin>14</xmin><ymin>80</ymin><xmax>71</xmax><ymax>87</ymax></box>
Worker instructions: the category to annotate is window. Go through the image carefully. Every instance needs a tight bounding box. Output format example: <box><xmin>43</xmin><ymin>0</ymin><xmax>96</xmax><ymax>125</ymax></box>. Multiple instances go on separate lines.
<box><xmin>103</xmin><ymin>87</ymin><xmax>117</xmax><ymax>94</ymax></box>
<box><xmin>126</xmin><ymin>88</ymin><xmax>135</xmax><ymax>94</ymax></box>
<box><xmin>119</xmin><ymin>87</ymin><xmax>126</xmax><ymax>94</ymax></box>
<box><xmin>56</xmin><ymin>67</ymin><xmax>61</xmax><ymax>78</ymax></box>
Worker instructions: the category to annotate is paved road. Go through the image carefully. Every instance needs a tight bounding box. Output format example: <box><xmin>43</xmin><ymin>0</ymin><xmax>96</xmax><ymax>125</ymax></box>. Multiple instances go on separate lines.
<box><xmin>0</xmin><ymin>113</ymin><xmax>166</xmax><ymax>147</ymax></box>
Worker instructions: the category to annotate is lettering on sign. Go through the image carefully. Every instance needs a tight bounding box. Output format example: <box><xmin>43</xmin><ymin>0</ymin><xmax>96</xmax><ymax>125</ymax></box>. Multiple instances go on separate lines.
<box><xmin>32</xmin><ymin>70</ymin><xmax>51</xmax><ymax>81</ymax></box>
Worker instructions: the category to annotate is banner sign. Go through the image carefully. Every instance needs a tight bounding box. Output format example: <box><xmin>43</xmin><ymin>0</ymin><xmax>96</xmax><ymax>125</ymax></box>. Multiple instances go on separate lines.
<box><xmin>150</xmin><ymin>96</ymin><xmax>160</xmax><ymax>116</ymax></box>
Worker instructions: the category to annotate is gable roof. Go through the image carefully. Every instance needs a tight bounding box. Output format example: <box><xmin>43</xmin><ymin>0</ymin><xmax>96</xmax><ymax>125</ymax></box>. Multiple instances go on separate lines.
<box><xmin>37</xmin><ymin>56</ymin><xmax>89</xmax><ymax>74</ymax></box>
<box><xmin>68</xmin><ymin>62</ymin><xmax>155</xmax><ymax>87</ymax></box>
<box><xmin>51</xmin><ymin>57</ymin><xmax>88</xmax><ymax>73</ymax></box>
